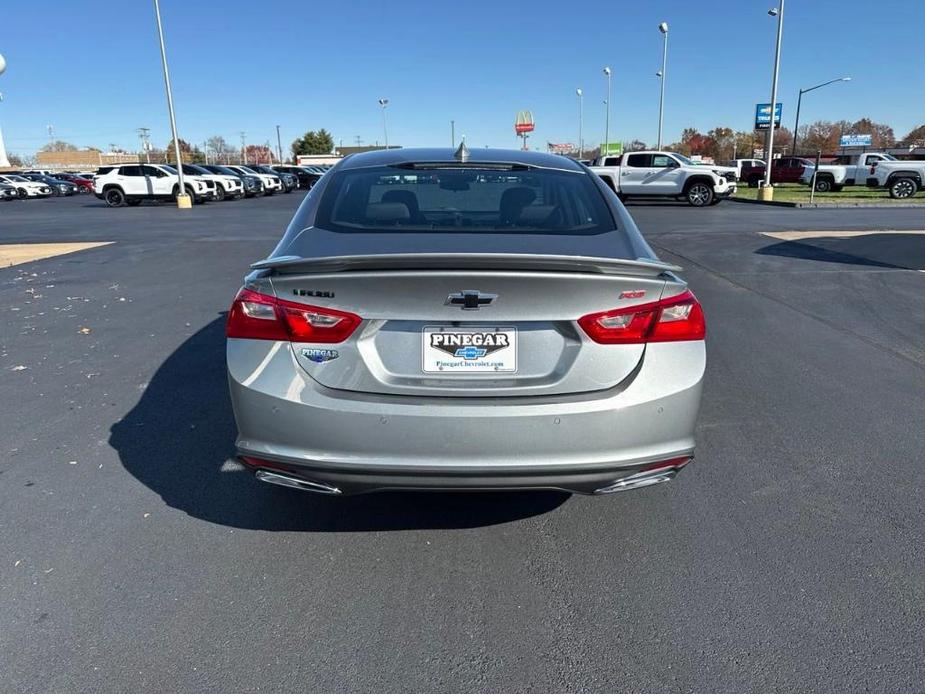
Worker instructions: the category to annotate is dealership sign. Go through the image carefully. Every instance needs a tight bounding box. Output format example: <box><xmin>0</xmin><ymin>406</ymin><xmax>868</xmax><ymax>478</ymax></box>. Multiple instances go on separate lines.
<box><xmin>839</xmin><ymin>134</ymin><xmax>872</xmax><ymax>147</ymax></box>
<box><xmin>601</xmin><ymin>142</ymin><xmax>623</xmax><ymax>155</ymax></box>
<box><xmin>754</xmin><ymin>103</ymin><xmax>782</xmax><ymax>130</ymax></box>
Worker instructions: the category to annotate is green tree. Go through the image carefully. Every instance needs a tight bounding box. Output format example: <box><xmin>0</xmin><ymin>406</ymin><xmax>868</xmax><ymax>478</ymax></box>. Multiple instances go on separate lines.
<box><xmin>291</xmin><ymin>129</ymin><xmax>334</xmax><ymax>157</ymax></box>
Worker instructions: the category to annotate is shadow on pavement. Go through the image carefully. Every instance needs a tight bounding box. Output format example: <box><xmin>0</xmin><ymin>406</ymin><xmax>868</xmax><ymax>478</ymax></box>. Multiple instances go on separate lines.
<box><xmin>109</xmin><ymin>317</ymin><xmax>568</xmax><ymax>532</ymax></box>
<box><xmin>756</xmin><ymin>233</ymin><xmax>925</xmax><ymax>270</ymax></box>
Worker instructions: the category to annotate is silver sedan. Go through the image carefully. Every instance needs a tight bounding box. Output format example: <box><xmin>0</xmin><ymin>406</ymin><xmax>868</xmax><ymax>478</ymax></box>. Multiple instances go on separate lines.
<box><xmin>226</xmin><ymin>147</ymin><xmax>705</xmax><ymax>495</ymax></box>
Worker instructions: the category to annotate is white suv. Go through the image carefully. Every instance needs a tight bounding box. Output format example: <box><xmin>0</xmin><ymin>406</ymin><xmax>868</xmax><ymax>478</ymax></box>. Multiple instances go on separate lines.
<box><xmin>225</xmin><ymin>165</ymin><xmax>282</xmax><ymax>195</ymax></box>
<box><xmin>93</xmin><ymin>164</ymin><xmax>214</xmax><ymax>206</ymax></box>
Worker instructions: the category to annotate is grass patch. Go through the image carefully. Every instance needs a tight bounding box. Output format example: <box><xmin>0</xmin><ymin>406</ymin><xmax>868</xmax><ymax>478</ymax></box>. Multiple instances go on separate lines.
<box><xmin>733</xmin><ymin>183</ymin><xmax>914</xmax><ymax>204</ymax></box>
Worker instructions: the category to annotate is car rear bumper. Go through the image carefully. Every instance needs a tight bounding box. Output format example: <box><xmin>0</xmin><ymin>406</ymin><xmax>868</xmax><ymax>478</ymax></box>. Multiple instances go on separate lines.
<box><xmin>227</xmin><ymin>339</ymin><xmax>705</xmax><ymax>494</ymax></box>
<box><xmin>240</xmin><ymin>454</ymin><xmax>694</xmax><ymax>495</ymax></box>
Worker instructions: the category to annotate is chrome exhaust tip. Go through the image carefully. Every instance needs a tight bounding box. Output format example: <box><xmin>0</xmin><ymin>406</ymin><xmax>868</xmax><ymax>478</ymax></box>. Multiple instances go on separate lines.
<box><xmin>255</xmin><ymin>469</ymin><xmax>342</xmax><ymax>495</ymax></box>
<box><xmin>593</xmin><ymin>456</ymin><xmax>692</xmax><ymax>494</ymax></box>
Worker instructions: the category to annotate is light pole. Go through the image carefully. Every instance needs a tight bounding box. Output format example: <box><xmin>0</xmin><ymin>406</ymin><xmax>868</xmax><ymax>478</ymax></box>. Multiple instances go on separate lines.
<box><xmin>760</xmin><ymin>1</ymin><xmax>785</xmax><ymax>200</ymax></box>
<box><xmin>276</xmin><ymin>124</ymin><xmax>283</xmax><ymax>163</ymax></box>
<box><xmin>657</xmin><ymin>22</ymin><xmax>669</xmax><ymax>149</ymax></box>
<box><xmin>153</xmin><ymin>0</ymin><xmax>189</xmax><ymax>208</ymax></box>
<box><xmin>576</xmin><ymin>88</ymin><xmax>583</xmax><ymax>159</ymax></box>
<box><xmin>378</xmin><ymin>98</ymin><xmax>389</xmax><ymax>149</ymax></box>
<box><xmin>792</xmin><ymin>76</ymin><xmax>850</xmax><ymax>154</ymax></box>
<box><xmin>0</xmin><ymin>53</ymin><xmax>11</xmax><ymax>168</ymax></box>
<box><xmin>602</xmin><ymin>67</ymin><xmax>612</xmax><ymax>155</ymax></box>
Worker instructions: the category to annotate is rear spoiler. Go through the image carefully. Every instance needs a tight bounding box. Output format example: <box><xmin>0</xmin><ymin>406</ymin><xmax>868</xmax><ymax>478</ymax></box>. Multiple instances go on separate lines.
<box><xmin>251</xmin><ymin>253</ymin><xmax>681</xmax><ymax>276</ymax></box>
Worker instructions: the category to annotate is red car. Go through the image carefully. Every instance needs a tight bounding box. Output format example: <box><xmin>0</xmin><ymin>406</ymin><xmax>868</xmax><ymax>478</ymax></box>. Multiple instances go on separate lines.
<box><xmin>741</xmin><ymin>157</ymin><xmax>815</xmax><ymax>187</ymax></box>
<box><xmin>52</xmin><ymin>172</ymin><xmax>94</xmax><ymax>193</ymax></box>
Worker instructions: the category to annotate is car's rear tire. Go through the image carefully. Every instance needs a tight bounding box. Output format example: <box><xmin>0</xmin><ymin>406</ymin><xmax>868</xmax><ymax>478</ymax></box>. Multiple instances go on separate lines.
<box><xmin>104</xmin><ymin>188</ymin><xmax>125</xmax><ymax>207</ymax></box>
<box><xmin>813</xmin><ymin>176</ymin><xmax>834</xmax><ymax>193</ymax></box>
<box><xmin>889</xmin><ymin>177</ymin><xmax>918</xmax><ymax>199</ymax></box>
<box><xmin>686</xmin><ymin>182</ymin><xmax>714</xmax><ymax>207</ymax></box>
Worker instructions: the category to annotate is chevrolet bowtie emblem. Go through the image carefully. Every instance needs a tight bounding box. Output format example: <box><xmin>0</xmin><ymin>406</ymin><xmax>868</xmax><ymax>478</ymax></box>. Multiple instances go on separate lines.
<box><xmin>445</xmin><ymin>290</ymin><xmax>497</xmax><ymax>310</ymax></box>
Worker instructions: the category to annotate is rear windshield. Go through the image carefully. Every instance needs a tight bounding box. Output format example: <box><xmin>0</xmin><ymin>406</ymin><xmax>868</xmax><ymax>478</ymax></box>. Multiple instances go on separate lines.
<box><xmin>315</xmin><ymin>165</ymin><xmax>614</xmax><ymax>234</ymax></box>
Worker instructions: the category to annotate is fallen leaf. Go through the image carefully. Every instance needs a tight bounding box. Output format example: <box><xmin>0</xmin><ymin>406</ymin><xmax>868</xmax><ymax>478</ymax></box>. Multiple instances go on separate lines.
<box><xmin>78</xmin><ymin>327</ymin><xmax>92</xmax><ymax>335</ymax></box>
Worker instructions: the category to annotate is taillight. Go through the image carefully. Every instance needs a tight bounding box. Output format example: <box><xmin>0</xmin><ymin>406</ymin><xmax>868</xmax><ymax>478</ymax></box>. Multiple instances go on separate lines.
<box><xmin>578</xmin><ymin>290</ymin><xmax>705</xmax><ymax>344</ymax></box>
<box><xmin>226</xmin><ymin>287</ymin><xmax>361</xmax><ymax>343</ymax></box>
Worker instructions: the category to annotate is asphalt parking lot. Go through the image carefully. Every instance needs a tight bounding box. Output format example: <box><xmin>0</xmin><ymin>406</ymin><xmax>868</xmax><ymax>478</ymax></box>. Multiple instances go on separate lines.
<box><xmin>2</xmin><ymin>194</ymin><xmax>923</xmax><ymax>692</ymax></box>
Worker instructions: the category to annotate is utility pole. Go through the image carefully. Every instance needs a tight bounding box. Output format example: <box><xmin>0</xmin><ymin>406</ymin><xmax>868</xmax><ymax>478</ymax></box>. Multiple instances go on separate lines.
<box><xmin>354</xmin><ymin>135</ymin><xmax>363</xmax><ymax>148</ymax></box>
<box><xmin>239</xmin><ymin>131</ymin><xmax>247</xmax><ymax>164</ymax></box>
<box><xmin>137</xmin><ymin>127</ymin><xmax>151</xmax><ymax>163</ymax></box>
<box><xmin>275</xmin><ymin>124</ymin><xmax>283</xmax><ymax>163</ymax></box>
<box><xmin>576</xmin><ymin>89</ymin><xmax>583</xmax><ymax>159</ymax></box>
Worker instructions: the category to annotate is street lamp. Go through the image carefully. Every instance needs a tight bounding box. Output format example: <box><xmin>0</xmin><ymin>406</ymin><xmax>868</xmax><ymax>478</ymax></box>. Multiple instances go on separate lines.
<box><xmin>792</xmin><ymin>76</ymin><xmax>851</xmax><ymax>154</ymax></box>
<box><xmin>576</xmin><ymin>88</ymin><xmax>583</xmax><ymax>160</ymax></box>
<box><xmin>0</xmin><ymin>53</ymin><xmax>10</xmax><ymax>168</ymax></box>
<box><xmin>657</xmin><ymin>22</ymin><xmax>669</xmax><ymax>149</ymax></box>
<box><xmin>153</xmin><ymin>0</ymin><xmax>190</xmax><ymax>208</ymax></box>
<box><xmin>760</xmin><ymin>0</ymin><xmax>785</xmax><ymax>200</ymax></box>
<box><xmin>378</xmin><ymin>98</ymin><xmax>389</xmax><ymax>149</ymax></box>
<box><xmin>602</xmin><ymin>67</ymin><xmax>612</xmax><ymax>156</ymax></box>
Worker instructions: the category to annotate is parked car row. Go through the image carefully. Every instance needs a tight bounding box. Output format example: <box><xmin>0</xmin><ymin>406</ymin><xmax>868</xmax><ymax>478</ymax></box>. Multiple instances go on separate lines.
<box><xmin>0</xmin><ymin>171</ymin><xmax>87</xmax><ymax>199</ymax></box>
<box><xmin>91</xmin><ymin>163</ymin><xmax>323</xmax><ymax>207</ymax></box>
<box><xmin>724</xmin><ymin>151</ymin><xmax>925</xmax><ymax>198</ymax></box>
<box><xmin>1</xmin><ymin>163</ymin><xmax>323</xmax><ymax>206</ymax></box>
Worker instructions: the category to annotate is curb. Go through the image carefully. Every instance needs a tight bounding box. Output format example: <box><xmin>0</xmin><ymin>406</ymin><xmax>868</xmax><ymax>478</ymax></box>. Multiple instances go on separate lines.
<box><xmin>729</xmin><ymin>197</ymin><xmax>925</xmax><ymax>209</ymax></box>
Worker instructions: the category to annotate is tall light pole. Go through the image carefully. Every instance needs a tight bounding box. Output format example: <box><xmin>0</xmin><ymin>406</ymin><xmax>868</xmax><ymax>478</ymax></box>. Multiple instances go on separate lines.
<box><xmin>792</xmin><ymin>76</ymin><xmax>851</xmax><ymax>154</ymax></box>
<box><xmin>153</xmin><ymin>0</ymin><xmax>189</xmax><ymax>208</ymax></box>
<box><xmin>275</xmin><ymin>124</ymin><xmax>283</xmax><ymax>163</ymax></box>
<box><xmin>657</xmin><ymin>22</ymin><xmax>669</xmax><ymax>149</ymax></box>
<box><xmin>0</xmin><ymin>53</ymin><xmax>11</xmax><ymax>168</ymax></box>
<box><xmin>576</xmin><ymin>88</ymin><xmax>583</xmax><ymax>160</ymax></box>
<box><xmin>240</xmin><ymin>131</ymin><xmax>247</xmax><ymax>164</ymax></box>
<box><xmin>602</xmin><ymin>67</ymin><xmax>612</xmax><ymax>155</ymax></box>
<box><xmin>378</xmin><ymin>98</ymin><xmax>389</xmax><ymax>149</ymax></box>
<box><xmin>760</xmin><ymin>1</ymin><xmax>785</xmax><ymax>199</ymax></box>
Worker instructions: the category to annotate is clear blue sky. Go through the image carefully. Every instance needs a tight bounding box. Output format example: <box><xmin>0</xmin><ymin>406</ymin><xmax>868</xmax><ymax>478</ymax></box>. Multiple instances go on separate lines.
<box><xmin>1</xmin><ymin>0</ymin><xmax>922</xmax><ymax>157</ymax></box>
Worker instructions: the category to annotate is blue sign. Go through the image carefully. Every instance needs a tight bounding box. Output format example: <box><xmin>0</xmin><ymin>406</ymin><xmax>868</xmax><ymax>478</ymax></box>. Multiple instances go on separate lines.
<box><xmin>839</xmin><ymin>134</ymin><xmax>872</xmax><ymax>147</ymax></box>
<box><xmin>755</xmin><ymin>103</ymin><xmax>783</xmax><ymax>130</ymax></box>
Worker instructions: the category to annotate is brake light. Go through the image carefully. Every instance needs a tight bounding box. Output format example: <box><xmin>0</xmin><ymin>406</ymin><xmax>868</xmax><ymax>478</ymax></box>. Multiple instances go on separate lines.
<box><xmin>226</xmin><ymin>287</ymin><xmax>361</xmax><ymax>343</ymax></box>
<box><xmin>578</xmin><ymin>290</ymin><xmax>705</xmax><ymax>344</ymax></box>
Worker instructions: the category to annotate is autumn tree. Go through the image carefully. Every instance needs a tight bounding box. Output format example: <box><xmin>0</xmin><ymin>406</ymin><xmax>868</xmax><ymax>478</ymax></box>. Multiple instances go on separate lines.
<box><xmin>244</xmin><ymin>144</ymin><xmax>274</xmax><ymax>165</ymax></box>
<box><xmin>40</xmin><ymin>140</ymin><xmax>78</xmax><ymax>152</ymax></box>
<box><xmin>902</xmin><ymin>124</ymin><xmax>925</xmax><ymax>144</ymax></box>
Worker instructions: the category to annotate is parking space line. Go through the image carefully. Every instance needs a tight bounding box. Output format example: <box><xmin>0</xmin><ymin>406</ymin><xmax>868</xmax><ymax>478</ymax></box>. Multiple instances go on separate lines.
<box><xmin>761</xmin><ymin>230</ymin><xmax>925</xmax><ymax>241</ymax></box>
<box><xmin>0</xmin><ymin>242</ymin><xmax>114</xmax><ymax>268</ymax></box>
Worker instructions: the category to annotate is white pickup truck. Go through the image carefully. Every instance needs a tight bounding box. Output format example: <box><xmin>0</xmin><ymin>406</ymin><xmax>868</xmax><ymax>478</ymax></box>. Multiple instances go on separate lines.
<box><xmin>589</xmin><ymin>151</ymin><xmax>736</xmax><ymax>207</ymax></box>
<box><xmin>800</xmin><ymin>152</ymin><xmax>897</xmax><ymax>192</ymax></box>
<box><xmin>865</xmin><ymin>159</ymin><xmax>925</xmax><ymax>199</ymax></box>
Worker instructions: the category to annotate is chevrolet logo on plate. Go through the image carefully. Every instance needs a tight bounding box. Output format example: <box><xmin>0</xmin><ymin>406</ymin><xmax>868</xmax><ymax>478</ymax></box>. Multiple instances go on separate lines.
<box><xmin>445</xmin><ymin>290</ymin><xmax>497</xmax><ymax>310</ymax></box>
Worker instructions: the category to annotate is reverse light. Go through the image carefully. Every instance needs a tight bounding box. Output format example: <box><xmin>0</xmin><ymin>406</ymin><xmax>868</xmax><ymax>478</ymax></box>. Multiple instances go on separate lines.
<box><xmin>226</xmin><ymin>287</ymin><xmax>361</xmax><ymax>343</ymax></box>
<box><xmin>578</xmin><ymin>290</ymin><xmax>705</xmax><ymax>344</ymax></box>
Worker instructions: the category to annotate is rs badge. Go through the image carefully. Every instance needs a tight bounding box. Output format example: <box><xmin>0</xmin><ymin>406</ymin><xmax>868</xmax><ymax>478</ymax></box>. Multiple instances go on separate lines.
<box><xmin>301</xmin><ymin>348</ymin><xmax>339</xmax><ymax>363</ymax></box>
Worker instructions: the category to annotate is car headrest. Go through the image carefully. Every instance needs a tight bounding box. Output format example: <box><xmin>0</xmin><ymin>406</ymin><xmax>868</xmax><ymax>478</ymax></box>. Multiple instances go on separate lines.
<box><xmin>366</xmin><ymin>202</ymin><xmax>411</xmax><ymax>222</ymax></box>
